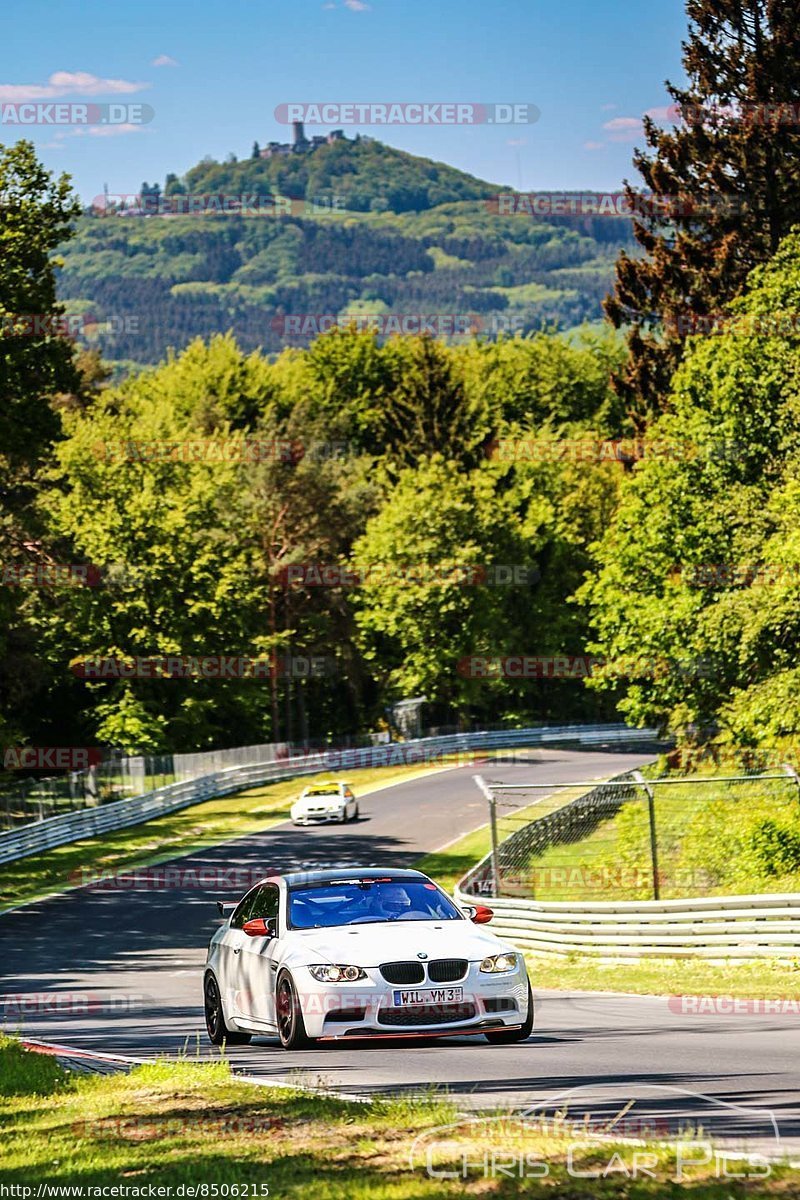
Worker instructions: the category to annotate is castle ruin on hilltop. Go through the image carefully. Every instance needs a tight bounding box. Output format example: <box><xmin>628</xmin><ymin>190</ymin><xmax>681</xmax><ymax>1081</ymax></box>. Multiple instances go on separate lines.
<box><xmin>260</xmin><ymin>121</ymin><xmax>347</xmax><ymax>159</ymax></box>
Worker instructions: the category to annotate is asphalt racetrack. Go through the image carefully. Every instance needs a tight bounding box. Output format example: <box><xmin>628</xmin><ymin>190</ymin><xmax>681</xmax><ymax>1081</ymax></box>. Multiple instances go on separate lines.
<box><xmin>3</xmin><ymin>746</ymin><xmax>799</xmax><ymax>1151</ymax></box>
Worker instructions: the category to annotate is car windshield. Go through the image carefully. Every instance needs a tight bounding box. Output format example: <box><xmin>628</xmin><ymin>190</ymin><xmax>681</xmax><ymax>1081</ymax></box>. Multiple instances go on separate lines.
<box><xmin>288</xmin><ymin>879</ymin><xmax>462</xmax><ymax>929</ymax></box>
<box><xmin>305</xmin><ymin>787</ymin><xmax>339</xmax><ymax>796</ymax></box>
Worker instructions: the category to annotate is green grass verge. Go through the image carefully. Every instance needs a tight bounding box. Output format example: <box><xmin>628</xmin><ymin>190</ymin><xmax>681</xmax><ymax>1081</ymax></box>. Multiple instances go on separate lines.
<box><xmin>0</xmin><ymin>1036</ymin><xmax>792</xmax><ymax>1195</ymax></box>
<box><xmin>0</xmin><ymin>761</ymin><xmax>452</xmax><ymax>914</ymax></box>
<box><xmin>526</xmin><ymin>953</ymin><xmax>800</xmax><ymax>999</ymax></box>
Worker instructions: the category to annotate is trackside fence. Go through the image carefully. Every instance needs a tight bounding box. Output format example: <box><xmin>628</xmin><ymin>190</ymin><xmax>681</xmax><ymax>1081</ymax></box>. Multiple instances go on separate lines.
<box><xmin>0</xmin><ymin>724</ymin><xmax>657</xmax><ymax>865</ymax></box>
<box><xmin>456</xmin><ymin>768</ymin><xmax>800</xmax><ymax>958</ymax></box>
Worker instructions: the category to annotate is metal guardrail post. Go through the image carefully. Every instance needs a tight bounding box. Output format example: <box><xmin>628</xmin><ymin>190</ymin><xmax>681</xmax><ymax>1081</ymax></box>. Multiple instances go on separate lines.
<box><xmin>782</xmin><ymin>763</ymin><xmax>800</xmax><ymax>800</ymax></box>
<box><xmin>474</xmin><ymin>774</ymin><xmax>501</xmax><ymax>897</ymax></box>
<box><xmin>633</xmin><ymin>769</ymin><xmax>660</xmax><ymax>900</ymax></box>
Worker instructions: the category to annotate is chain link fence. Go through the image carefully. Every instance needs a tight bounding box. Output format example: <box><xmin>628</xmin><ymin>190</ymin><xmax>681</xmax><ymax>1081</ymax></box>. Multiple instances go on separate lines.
<box><xmin>469</xmin><ymin>767</ymin><xmax>800</xmax><ymax>901</ymax></box>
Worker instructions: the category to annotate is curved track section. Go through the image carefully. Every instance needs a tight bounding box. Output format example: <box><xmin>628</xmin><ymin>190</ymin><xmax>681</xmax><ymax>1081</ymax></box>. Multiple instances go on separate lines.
<box><xmin>2</xmin><ymin>747</ymin><xmax>799</xmax><ymax>1149</ymax></box>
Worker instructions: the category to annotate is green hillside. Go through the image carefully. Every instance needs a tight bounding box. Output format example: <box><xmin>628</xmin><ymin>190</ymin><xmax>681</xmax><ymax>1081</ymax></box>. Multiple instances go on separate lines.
<box><xmin>58</xmin><ymin>138</ymin><xmax>636</xmax><ymax>366</ymax></box>
<box><xmin>178</xmin><ymin>135</ymin><xmax>498</xmax><ymax>213</ymax></box>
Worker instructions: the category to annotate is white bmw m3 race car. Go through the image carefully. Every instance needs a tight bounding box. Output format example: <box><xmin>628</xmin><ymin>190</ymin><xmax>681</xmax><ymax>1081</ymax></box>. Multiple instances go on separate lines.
<box><xmin>204</xmin><ymin>868</ymin><xmax>533</xmax><ymax>1049</ymax></box>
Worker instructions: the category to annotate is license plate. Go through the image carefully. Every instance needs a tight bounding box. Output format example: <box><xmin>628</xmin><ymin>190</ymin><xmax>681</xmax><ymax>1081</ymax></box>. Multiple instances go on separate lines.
<box><xmin>392</xmin><ymin>987</ymin><xmax>464</xmax><ymax>1006</ymax></box>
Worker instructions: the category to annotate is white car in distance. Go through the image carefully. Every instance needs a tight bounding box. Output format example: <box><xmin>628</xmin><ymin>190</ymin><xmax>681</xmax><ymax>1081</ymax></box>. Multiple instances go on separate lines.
<box><xmin>291</xmin><ymin>780</ymin><xmax>359</xmax><ymax>826</ymax></box>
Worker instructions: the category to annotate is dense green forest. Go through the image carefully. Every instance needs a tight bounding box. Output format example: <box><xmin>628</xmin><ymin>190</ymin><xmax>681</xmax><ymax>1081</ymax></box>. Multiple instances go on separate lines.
<box><xmin>57</xmin><ymin>137</ymin><xmax>635</xmax><ymax>367</ymax></box>
<box><xmin>5</xmin><ymin>0</ymin><xmax>800</xmax><ymax>765</ymax></box>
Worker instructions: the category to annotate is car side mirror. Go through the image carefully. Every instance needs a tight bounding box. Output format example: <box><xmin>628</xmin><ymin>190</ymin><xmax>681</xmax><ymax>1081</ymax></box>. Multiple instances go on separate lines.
<box><xmin>469</xmin><ymin>904</ymin><xmax>494</xmax><ymax>924</ymax></box>
<box><xmin>243</xmin><ymin>917</ymin><xmax>276</xmax><ymax>938</ymax></box>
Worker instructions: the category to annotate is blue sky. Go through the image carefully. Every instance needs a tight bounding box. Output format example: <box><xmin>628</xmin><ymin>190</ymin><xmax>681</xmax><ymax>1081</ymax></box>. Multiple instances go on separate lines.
<box><xmin>1</xmin><ymin>0</ymin><xmax>688</xmax><ymax>203</ymax></box>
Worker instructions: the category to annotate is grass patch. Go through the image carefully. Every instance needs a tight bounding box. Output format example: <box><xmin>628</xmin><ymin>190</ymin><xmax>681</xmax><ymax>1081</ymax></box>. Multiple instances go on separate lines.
<box><xmin>0</xmin><ymin>761</ymin><xmax>452</xmax><ymax>914</ymax></box>
<box><xmin>527</xmin><ymin>953</ymin><xmax>800</xmax><ymax>999</ymax></box>
<box><xmin>0</xmin><ymin>1036</ymin><xmax>792</xmax><ymax>1195</ymax></box>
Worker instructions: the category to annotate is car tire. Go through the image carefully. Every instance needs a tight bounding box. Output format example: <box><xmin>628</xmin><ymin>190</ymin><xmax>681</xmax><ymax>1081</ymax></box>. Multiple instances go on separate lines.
<box><xmin>204</xmin><ymin>972</ymin><xmax>251</xmax><ymax>1046</ymax></box>
<box><xmin>484</xmin><ymin>983</ymin><xmax>534</xmax><ymax>1044</ymax></box>
<box><xmin>276</xmin><ymin>971</ymin><xmax>314</xmax><ymax>1050</ymax></box>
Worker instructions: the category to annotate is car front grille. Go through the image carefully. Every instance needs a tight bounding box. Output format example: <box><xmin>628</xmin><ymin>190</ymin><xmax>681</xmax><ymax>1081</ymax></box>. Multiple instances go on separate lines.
<box><xmin>428</xmin><ymin>958</ymin><xmax>468</xmax><ymax>983</ymax></box>
<box><xmin>379</xmin><ymin>961</ymin><xmax>425</xmax><ymax>985</ymax></box>
<box><xmin>378</xmin><ymin>1003</ymin><xmax>476</xmax><ymax>1027</ymax></box>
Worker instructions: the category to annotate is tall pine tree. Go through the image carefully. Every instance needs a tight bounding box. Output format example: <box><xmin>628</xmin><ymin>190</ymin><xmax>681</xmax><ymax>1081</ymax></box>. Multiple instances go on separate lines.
<box><xmin>605</xmin><ymin>0</ymin><xmax>800</xmax><ymax>430</ymax></box>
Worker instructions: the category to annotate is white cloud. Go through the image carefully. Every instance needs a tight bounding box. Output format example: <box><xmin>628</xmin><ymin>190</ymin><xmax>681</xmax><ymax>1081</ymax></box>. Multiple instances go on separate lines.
<box><xmin>602</xmin><ymin>115</ymin><xmax>643</xmax><ymax>142</ymax></box>
<box><xmin>344</xmin><ymin>0</ymin><xmax>371</xmax><ymax>9</ymax></box>
<box><xmin>603</xmin><ymin>116</ymin><xmax>641</xmax><ymax>131</ymax></box>
<box><xmin>583</xmin><ymin>140</ymin><xmax>606</xmax><ymax>151</ymax></box>
<box><xmin>88</xmin><ymin>122</ymin><xmax>145</xmax><ymax>137</ymax></box>
<box><xmin>0</xmin><ymin>71</ymin><xmax>149</xmax><ymax>103</ymax></box>
<box><xmin>600</xmin><ymin>103</ymin><xmax>617</xmax><ymax>112</ymax></box>
<box><xmin>151</xmin><ymin>55</ymin><xmax>179</xmax><ymax>68</ymax></box>
<box><xmin>61</xmin><ymin>123</ymin><xmax>146</xmax><ymax>139</ymax></box>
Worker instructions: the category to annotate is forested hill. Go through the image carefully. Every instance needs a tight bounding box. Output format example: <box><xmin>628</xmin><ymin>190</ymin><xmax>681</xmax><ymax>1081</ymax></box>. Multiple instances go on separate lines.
<box><xmin>58</xmin><ymin>137</ymin><xmax>637</xmax><ymax>367</ymax></box>
<box><xmin>178</xmin><ymin>137</ymin><xmax>498</xmax><ymax>213</ymax></box>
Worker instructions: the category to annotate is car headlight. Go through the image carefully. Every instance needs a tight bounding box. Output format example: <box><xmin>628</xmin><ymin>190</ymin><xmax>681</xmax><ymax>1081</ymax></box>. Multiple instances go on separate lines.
<box><xmin>309</xmin><ymin>964</ymin><xmax>367</xmax><ymax>983</ymax></box>
<box><xmin>479</xmin><ymin>952</ymin><xmax>518</xmax><ymax>974</ymax></box>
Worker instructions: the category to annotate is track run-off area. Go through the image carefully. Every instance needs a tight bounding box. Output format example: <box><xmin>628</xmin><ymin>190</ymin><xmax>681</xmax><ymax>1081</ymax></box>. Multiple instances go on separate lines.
<box><xmin>2</xmin><ymin>746</ymin><xmax>799</xmax><ymax>1154</ymax></box>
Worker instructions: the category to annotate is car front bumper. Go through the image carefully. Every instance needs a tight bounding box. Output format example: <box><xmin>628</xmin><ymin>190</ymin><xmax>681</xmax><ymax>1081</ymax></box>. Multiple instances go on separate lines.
<box><xmin>292</xmin><ymin>809</ymin><xmax>345</xmax><ymax>825</ymax></box>
<box><xmin>295</xmin><ymin>963</ymin><xmax>530</xmax><ymax>1039</ymax></box>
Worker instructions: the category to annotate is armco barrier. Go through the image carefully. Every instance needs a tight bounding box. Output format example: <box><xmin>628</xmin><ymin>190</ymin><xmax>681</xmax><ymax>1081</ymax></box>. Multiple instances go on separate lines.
<box><xmin>452</xmin><ymin>890</ymin><xmax>800</xmax><ymax>958</ymax></box>
<box><xmin>0</xmin><ymin>724</ymin><xmax>656</xmax><ymax>865</ymax></box>
<box><xmin>455</xmin><ymin>772</ymin><xmax>800</xmax><ymax>958</ymax></box>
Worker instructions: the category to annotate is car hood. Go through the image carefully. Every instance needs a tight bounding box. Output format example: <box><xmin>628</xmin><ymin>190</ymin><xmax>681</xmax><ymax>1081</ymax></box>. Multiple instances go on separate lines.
<box><xmin>287</xmin><ymin>920</ymin><xmax>510</xmax><ymax>966</ymax></box>
<box><xmin>293</xmin><ymin>795</ymin><xmax>341</xmax><ymax>809</ymax></box>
